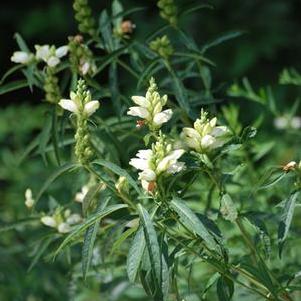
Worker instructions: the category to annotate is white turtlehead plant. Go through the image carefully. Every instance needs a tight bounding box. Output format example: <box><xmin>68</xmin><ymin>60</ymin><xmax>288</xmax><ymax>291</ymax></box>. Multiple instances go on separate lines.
<box><xmin>24</xmin><ymin>188</ymin><xmax>35</xmax><ymax>208</ymax></box>
<box><xmin>181</xmin><ymin>110</ymin><xmax>230</xmax><ymax>153</ymax></box>
<box><xmin>11</xmin><ymin>51</ymin><xmax>34</xmax><ymax>64</ymax></box>
<box><xmin>35</xmin><ymin>44</ymin><xmax>68</xmax><ymax>67</ymax></box>
<box><xmin>127</xmin><ymin>77</ymin><xmax>172</xmax><ymax>130</ymax></box>
<box><xmin>59</xmin><ymin>90</ymin><xmax>99</xmax><ymax>117</ymax></box>
<box><xmin>129</xmin><ymin>136</ymin><xmax>185</xmax><ymax>192</ymax></box>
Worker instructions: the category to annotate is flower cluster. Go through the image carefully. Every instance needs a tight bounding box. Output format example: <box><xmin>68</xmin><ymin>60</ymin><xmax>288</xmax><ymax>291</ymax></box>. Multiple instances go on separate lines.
<box><xmin>73</xmin><ymin>0</ymin><xmax>96</xmax><ymax>38</ymax></box>
<box><xmin>181</xmin><ymin>110</ymin><xmax>230</xmax><ymax>153</ymax></box>
<box><xmin>11</xmin><ymin>44</ymin><xmax>68</xmax><ymax>68</ymax></box>
<box><xmin>129</xmin><ymin>135</ymin><xmax>185</xmax><ymax>192</ymax></box>
<box><xmin>274</xmin><ymin>115</ymin><xmax>301</xmax><ymax>130</ymax></box>
<box><xmin>149</xmin><ymin>35</ymin><xmax>174</xmax><ymax>59</ymax></box>
<box><xmin>157</xmin><ymin>0</ymin><xmax>178</xmax><ymax>27</ymax></box>
<box><xmin>68</xmin><ymin>35</ymin><xmax>97</xmax><ymax>76</ymax></box>
<box><xmin>41</xmin><ymin>209</ymin><xmax>82</xmax><ymax>234</ymax></box>
<box><xmin>127</xmin><ymin>78</ymin><xmax>172</xmax><ymax>131</ymax></box>
<box><xmin>59</xmin><ymin>79</ymin><xmax>99</xmax><ymax>164</ymax></box>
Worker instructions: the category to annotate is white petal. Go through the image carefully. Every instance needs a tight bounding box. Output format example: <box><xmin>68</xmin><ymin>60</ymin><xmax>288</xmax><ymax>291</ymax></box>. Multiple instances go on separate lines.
<box><xmin>55</xmin><ymin>45</ymin><xmax>68</xmax><ymax>58</ymax></box>
<box><xmin>127</xmin><ymin>106</ymin><xmax>150</xmax><ymax>119</ymax></box>
<box><xmin>25</xmin><ymin>198</ymin><xmax>34</xmax><ymax>208</ymax></box>
<box><xmin>291</xmin><ymin>117</ymin><xmax>301</xmax><ymax>129</ymax></box>
<box><xmin>41</xmin><ymin>216</ymin><xmax>57</xmax><ymax>228</ymax></box>
<box><xmin>153</xmin><ymin>109</ymin><xmax>173</xmax><ymax>126</ymax></box>
<box><xmin>136</xmin><ymin>149</ymin><xmax>153</xmax><ymax>159</ymax></box>
<box><xmin>84</xmin><ymin>100</ymin><xmax>100</xmax><ymax>116</ymax></box>
<box><xmin>47</xmin><ymin>56</ymin><xmax>60</xmax><ymax>67</ymax></box>
<box><xmin>167</xmin><ymin>161</ymin><xmax>186</xmax><ymax>174</ymax></box>
<box><xmin>129</xmin><ymin>158</ymin><xmax>149</xmax><ymax>170</ymax></box>
<box><xmin>167</xmin><ymin>149</ymin><xmax>185</xmax><ymax>160</ymax></box>
<box><xmin>25</xmin><ymin>188</ymin><xmax>32</xmax><ymax>200</ymax></box>
<box><xmin>35</xmin><ymin>45</ymin><xmax>50</xmax><ymax>61</ymax></box>
<box><xmin>11</xmin><ymin>51</ymin><xmax>31</xmax><ymax>64</ymax></box>
<box><xmin>131</xmin><ymin>96</ymin><xmax>150</xmax><ymax>107</ymax></box>
<box><xmin>66</xmin><ymin>214</ymin><xmax>82</xmax><ymax>225</ymax></box>
<box><xmin>201</xmin><ymin>135</ymin><xmax>215</xmax><ymax>149</ymax></box>
<box><xmin>58</xmin><ymin>222</ymin><xmax>71</xmax><ymax>233</ymax></box>
<box><xmin>80</xmin><ymin>61</ymin><xmax>90</xmax><ymax>75</ymax></box>
<box><xmin>59</xmin><ymin>99</ymin><xmax>78</xmax><ymax>113</ymax></box>
<box><xmin>211</xmin><ymin>126</ymin><xmax>228</xmax><ymax>137</ymax></box>
<box><xmin>141</xmin><ymin>180</ymin><xmax>150</xmax><ymax>192</ymax></box>
<box><xmin>138</xmin><ymin>169</ymin><xmax>156</xmax><ymax>181</ymax></box>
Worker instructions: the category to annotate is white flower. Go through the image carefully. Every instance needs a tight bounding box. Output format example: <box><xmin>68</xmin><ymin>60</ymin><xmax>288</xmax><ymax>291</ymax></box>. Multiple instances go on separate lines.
<box><xmin>41</xmin><ymin>216</ymin><xmax>57</xmax><ymax>228</ymax></box>
<box><xmin>11</xmin><ymin>51</ymin><xmax>33</xmax><ymax>64</ymax></box>
<box><xmin>75</xmin><ymin>185</ymin><xmax>89</xmax><ymax>203</ymax></box>
<box><xmin>35</xmin><ymin>44</ymin><xmax>68</xmax><ymax>67</ymax></box>
<box><xmin>81</xmin><ymin>61</ymin><xmax>90</xmax><ymax>75</ymax></box>
<box><xmin>130</xmin><ymin>137</ymin><xmax>185</xmax><ymax>192</ymax></box>
<box><xmin>127</xmin><ymin>78</ymin><xmax>172</xmax><ymax>129</ymax></box>
<box><xmin>274</xmin><ymin>116</ymin><xmax>301</xmax><ymax>130</ymax></box>
<box><xmin>24</xmin><ymin>188</ymin><xmax>35</xmax><ymax>208</ymax></box>
<box><xmin>58</xmin><ymin>222</ymin><xmax>72</xmax><ymax>233</ymax></box>
<box><xmin>59</xmin><ymin>91</ymin><xmax>99</xmax><ymax>116</ymax></box>
<box><xmin>182</xmin><ymin>110</ymin><xmax>230</xmax><ymax>153</ymax></box>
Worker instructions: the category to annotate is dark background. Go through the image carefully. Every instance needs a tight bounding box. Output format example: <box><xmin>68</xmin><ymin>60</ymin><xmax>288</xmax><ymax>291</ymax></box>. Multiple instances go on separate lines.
<box><xmin>1</xmin><ymin>0</ymin><xmax>301</xmax><ymax>106</ymax></box>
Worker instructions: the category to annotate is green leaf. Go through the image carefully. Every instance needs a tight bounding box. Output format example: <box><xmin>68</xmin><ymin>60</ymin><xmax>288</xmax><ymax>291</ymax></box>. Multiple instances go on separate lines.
<box><xmin>55</xmin><ymin>204</ymin><xmax>128</xmax><ymax>256</ymax></box>
<box><xmin>35</xmin><ymin>163</ymin><xmax>79</xmax><ymax>205</ymax></box>
<box><xmin>82</xmin><ymin>183</ymin><xmax>104</xmax><ymax>217</ymax></box>
<box><xmin>220</xmin><ymin>194</ymin><xmax>238</xmax><ymax>222</ymax></box>
<box><xmin>0</xmin><ymin>64</ymin><xmax>23</xmax><ymax>85</ymax></box>
<box><xmin>0</xmin><ymin>217</ymin><xmax>39</xmax><ymax>233</ymax></box>
<box><xmin>127</xmin><ymin>227</ymin><xmax>146</xmax><ymax>283</ymax></box>
<box><xmin>179</xmin><ymin>3</ymin><xmax>214</xmax><ymax>17</ymax></box>
<box><xmin>201</xmin><ymin>31</ymin><xmax>245</xmax><ymax>54</ymax></box>
<box><xmin>82</xmin><ymin>219</ymin><xmax>100</xmax><ymax>279</ymax></box>
<box><xmin>278</xmin><ymin>191</ymin><xmax>299</xmax><ymax>257</ymax></box>
<box><xmin>170</xmin><ymin>197</ymin><xmax>218</xmax><ymax>250</ymax></box>
<box><xmin>99</xmin><ymin>9</ymin><xmax>114</xmax><ymax>51</ymax></box>
<box><xmin>137</xmin><ymin>58</ymin><xmax>160</xmax><ymax>89</ymax></box>
<box><xmin>137</xmin><ymin>204</ymin><xmax>162</xmax><ymax>297</ymax></box>
<box><xmin>0</xmin><ymin>80</ymin><xmax>29</xmax><ymax>95</ymax></box>
<box><xmin>111</xmin><ymin>225</ymin><xmax>137</xmax><ymax>255</ymax></box>
<box><xmin>14</xmin><ymin>32</ymin><xmax>30</xmax><ymax>52</ymax></box>
<box><xmin>38</xmin><ymin>113</ymin><xmax>52</xmax><ymax>164</ymax></box>
<box><xmin>173</xmin><ymin>51</ymin><xmax>215</xmax><ymax>66</ymax></box>
<box><xmin>93</xmin><ymin>159</ymin><xmax>141</xmax><ymax>194</ymax></box>
<box><xmin>216</xmin><ymin>276</ymin><xmax>234</xmax><ymax>301</ymax></box>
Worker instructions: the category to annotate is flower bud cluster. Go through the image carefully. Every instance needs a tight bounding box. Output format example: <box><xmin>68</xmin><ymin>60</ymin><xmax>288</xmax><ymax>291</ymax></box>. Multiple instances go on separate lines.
<box><xmin>127</xmin><ymin>77</ymin><xmax>172</xmax><ymax>131</ymax></box>
<box><xmin>149</xmin><ymin>35</ymin><xmax>174</xmax><ymax>59</ymax></box>
<box><xmin>114</xmin><ymin>20</ymin><xmax>136</xmax><ymax>39</ymax></box>
<box><xmin>129</xmin><ymin>134</ymin><xmax>185</xmax><ymax>192</ymax></box>
<box><xmin>41</xmin><ymin>209</ymin><xmax>82</xmax><ymax>234</ymax></box>
<box><xmin>181</xmin><ymin>110</ymin><xmax>230</xmax><ymax>153</ymax></box>
<box><xmin>44</xmin><ymin>67</ymin><xmax>61</xmax><ymax>104</ymax></box>
<box><xmin>157</xmin><ymin>0</ymin><xmax>178</xmax><ymax>26</ymax></box>
<box><xmin>68</xmin><ymin>35</ymin><xmax>96</xmax><ymax>76</ymax></box>
<box><xmin>59</xmin><ymin>80</ymin><xmax>100</xmax><ymax>165</ymax></box>
<box><xmin>73</xmin><ymin>0</ymin><xmax>96</xmax><ymax>38</ymax></box>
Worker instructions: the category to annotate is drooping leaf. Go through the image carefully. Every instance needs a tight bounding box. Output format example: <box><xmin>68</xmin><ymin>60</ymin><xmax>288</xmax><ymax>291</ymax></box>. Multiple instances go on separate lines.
<box><xmin>220</xmin><ymin>194</ymin><xmax>238</xmax><ymax>222</ymax></box>
<box><xmin>0</xmin><ymin>80</ymin><xmax>29</xmax><ymax>95</ymax></box>
<box><xmin>170</xmin><ymin>198</ymin><xmax>218</xmax><ymax>250</ymax></box>
<box><xmin>137</xmin><ymin>204</ymin><xmax>162</xmax><ymax>297</ymax></box>
<box><xmin>278</xmin><ymin>191</ymin><xmax>299</xmax><ymax>257</ymax></box>
<box><xmin>127</xmin><ymin>227</ymin><xmax>146</xmax><ymax>283</ymax></box>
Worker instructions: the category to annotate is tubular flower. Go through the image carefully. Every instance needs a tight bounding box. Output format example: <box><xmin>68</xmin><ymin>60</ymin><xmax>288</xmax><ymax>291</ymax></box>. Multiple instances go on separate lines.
<box><xmin>129</xmin><ymin>135</ymin><xmax>185</xmax><ymax>192</ymax></box>
<box><xmin>11</xmin><ymin>51</ymin><xmax>34</xmax><ymax>64</ymax></box>
<box><xmin>35</xmin><ymin>45</ymin><xmax>68</xmax><ymax>67</ymax></box>
<box><xmin>181</xmin><ymin>110</ymin><xmax>230</xmax><ymax>153</ymax></box>
<box><xmin>127</xmin><ymin>77</ymin><xmax>172</xmax><ymax>131</ymax></box>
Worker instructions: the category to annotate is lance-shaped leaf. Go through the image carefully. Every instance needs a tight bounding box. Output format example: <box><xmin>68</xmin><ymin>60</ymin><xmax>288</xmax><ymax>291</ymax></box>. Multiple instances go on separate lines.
<box><xmin>127</xmin><ymin>227</ymin><xmax>145</xmax><ymax>283</ymax></box>
<box><xmin>278</xmin><ymin>191</ymin><xmax>299</xmax><ymax>257</ymax></box>
<box><xmin>170</xmin><ymin>197</ymin><xmax>218</xmax><ymax>250</ymax></box>
<box><xmin>220</xmin><ymin>194</ymin><xmax>238</xmax><ymax>222</ymax></box>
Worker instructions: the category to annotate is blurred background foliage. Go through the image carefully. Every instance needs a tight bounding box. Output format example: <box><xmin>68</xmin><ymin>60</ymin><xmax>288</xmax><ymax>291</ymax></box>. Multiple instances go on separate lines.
<box><xmin>0</xmin><ymin>0</ymin><xmax>301</xmax><ymax>300</ymax></box>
